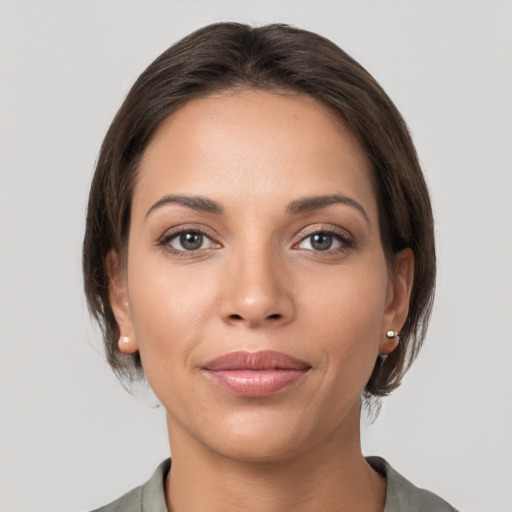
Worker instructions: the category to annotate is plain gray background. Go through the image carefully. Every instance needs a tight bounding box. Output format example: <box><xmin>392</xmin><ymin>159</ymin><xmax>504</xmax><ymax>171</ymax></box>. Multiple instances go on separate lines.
<box><xmin>1</xmin><ymin>1</ymin><xmax>511</xmax><ymax>511</ymax></box>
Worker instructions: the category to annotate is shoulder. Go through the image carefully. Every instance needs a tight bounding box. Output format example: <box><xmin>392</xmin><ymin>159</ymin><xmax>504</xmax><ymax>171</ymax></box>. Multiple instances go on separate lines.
<box><xmin>89</xmin><ymin>459</ymin><xmax>171</xmax><ymax>512</ymax></box>
<box><xmin>89</xmin><ymin>485</ymin><xmax>142</xmax><ymax>512</ymax></box>
<box><xmin>366</xmin><ymin>456</ymin><xmax>459</xmax><ymax>512</ymax></box>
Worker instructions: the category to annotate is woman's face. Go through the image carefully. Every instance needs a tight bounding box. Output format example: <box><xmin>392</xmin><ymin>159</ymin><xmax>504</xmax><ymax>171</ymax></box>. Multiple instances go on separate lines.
<box><xmin>110</xmin><ymin>90</ymin><xmax>412</xmax><ymax>461</ymax></box>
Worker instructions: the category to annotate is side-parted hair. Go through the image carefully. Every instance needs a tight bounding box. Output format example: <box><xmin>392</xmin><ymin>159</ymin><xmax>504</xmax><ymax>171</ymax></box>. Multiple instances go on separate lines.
<box><xmin>83</xmin><ymin>22</ymin><xmax>436</xmax><ymax>399</ymax></box>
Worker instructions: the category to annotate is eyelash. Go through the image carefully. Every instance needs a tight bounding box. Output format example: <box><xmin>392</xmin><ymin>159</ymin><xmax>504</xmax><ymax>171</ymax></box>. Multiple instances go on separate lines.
<box><xmin>156</xmin><ymin>227</ymin><xmax>218</xmax><ymax>257</ymax></box>
<box><xmin>156</xmin><ymin>226</ymin><xmax>355</xmax><ymax>256</ymax></box>
<box><xmin>295</xmin><ymin>227</ymin><xmax>355</xmax><ymax>254</ymax></box>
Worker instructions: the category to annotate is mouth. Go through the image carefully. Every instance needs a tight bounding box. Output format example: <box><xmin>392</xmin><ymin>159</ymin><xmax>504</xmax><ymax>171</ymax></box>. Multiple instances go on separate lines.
<box><xmin>202</xmin><ymin>350</ymin><xmax>311</xmax><ymax>398</ymax></box>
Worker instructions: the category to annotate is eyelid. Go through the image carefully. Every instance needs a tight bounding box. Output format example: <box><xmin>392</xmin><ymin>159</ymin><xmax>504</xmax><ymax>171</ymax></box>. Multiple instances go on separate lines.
<box><xmin>295</xmin><ymin>223</ymin><xmax>354</xmax><ymax>242</ymax></box>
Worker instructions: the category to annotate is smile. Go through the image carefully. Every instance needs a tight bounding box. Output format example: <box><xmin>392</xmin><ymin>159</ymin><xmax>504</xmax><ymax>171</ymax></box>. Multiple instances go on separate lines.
<box><xmin>202</xmin><ymin>350</ymin><xmax>311</xmax><ymax>397</ymax></box>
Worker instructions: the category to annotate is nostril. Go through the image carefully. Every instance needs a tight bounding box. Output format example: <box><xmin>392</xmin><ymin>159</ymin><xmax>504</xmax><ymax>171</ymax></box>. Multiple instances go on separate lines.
<box><xmin>267</xmin><ymin>314</ymin><xmax>282</xmax><ymax>320</ymax></box>
<box><xmin>229</xmin><ymin>314</ymin><xmax>243</xmax><ymax>320</ymax></box>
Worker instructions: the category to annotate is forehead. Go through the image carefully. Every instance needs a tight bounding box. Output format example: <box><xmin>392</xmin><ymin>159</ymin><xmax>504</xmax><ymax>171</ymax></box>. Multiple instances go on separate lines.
<box><xmin>135</xmin><ymin>90</ymin><xmax>377</xmax><ymax>219</ymax></box>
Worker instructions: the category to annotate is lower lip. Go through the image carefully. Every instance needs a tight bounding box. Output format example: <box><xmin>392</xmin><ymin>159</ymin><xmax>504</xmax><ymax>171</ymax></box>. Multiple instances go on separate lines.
<box><xmin>203</xmin><ymin>369</ymin><xmax>309</xmax><ymax>397</ymax></box>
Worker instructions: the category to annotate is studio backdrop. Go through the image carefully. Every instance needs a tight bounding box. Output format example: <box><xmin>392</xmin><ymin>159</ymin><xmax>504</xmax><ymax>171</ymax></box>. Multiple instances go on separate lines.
<box><xmin>1</xmin><ymin>1</ymin><xmax>511</xmax><ymax>511</ymax></box>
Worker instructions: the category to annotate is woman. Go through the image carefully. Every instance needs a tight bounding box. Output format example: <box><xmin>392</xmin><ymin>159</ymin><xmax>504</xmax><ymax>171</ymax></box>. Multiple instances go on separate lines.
<box><xmin>83</xmin><ymin>22</ymin><xmax>456</xmax><ymax>511</ymax></box>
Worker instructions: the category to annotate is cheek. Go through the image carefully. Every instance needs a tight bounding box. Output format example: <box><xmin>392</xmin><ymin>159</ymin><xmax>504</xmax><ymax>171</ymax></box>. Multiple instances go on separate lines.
<box><xmin>301</xmin><ymin>259</ymin><xmax>389</xmax><ymax>368</ymax></box>
<box><xmin>126</xmin><ymin>255</ymin><xmax>217</xmax><ymax>377</ymax></box>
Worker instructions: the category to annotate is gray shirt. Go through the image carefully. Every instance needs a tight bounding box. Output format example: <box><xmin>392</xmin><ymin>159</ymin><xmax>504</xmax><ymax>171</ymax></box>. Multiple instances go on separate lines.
<box><xmin>91</xmin><ymin>457</ymin><xmax>458</xmax><ymax>512</ymax></box>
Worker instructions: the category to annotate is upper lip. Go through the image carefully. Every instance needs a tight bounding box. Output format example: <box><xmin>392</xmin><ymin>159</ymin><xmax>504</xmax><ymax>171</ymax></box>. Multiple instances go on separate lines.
<box><xmin>203</xmin><ymin>350</ymin><xmax>311</xmax><ymax>371</ymax></box>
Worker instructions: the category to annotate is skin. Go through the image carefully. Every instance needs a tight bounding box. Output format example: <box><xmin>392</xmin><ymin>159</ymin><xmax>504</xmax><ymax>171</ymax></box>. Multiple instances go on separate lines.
<box><xmin>109</xmin><ymin>90</ymin><xmax>414</xmax><ymax>512</ymax></box>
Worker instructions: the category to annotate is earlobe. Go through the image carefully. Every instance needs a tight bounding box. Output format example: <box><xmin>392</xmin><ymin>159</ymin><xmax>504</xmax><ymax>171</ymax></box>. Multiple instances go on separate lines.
<box><xmin>379</xmin><ymin>248</ymin><xmax>414</xmax><ymax>355</ymax></box>
<box><xmin>106</xmin><ymin>251</ymin><xmax>138</xmax><ymax>354</ymax></box>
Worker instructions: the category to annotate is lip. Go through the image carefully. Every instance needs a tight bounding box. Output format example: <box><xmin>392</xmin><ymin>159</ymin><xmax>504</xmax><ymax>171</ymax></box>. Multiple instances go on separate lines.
<box><xmin>202</xmin><ymin>350</ymin><xmax>311</xmax><ymax>398</ymax></box>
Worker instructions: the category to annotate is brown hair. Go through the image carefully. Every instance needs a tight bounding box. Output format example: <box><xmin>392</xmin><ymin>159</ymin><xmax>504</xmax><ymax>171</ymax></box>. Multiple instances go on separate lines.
<box><xmin>83</xmin><ymin>22</ymin><xmax>435</xmax><ymax>398</ymax></box>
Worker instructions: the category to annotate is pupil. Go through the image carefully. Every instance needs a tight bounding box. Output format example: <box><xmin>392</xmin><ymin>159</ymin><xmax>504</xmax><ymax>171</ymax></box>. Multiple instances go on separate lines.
<box><xmin>312</xmin><ymin>233</ymin><xmax>332</xmax><ymax>251</ymax></box>
<box><xmin>180</xmin><ymin>232</ymin><xmax>203</xmax><ymax>250</ymax></box>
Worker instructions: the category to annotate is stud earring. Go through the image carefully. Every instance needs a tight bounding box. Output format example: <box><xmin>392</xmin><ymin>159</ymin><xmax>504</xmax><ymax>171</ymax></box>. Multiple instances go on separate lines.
<box><xmin>386</xmin><ymin>330</ymin><xmax>399</xmax><ymax>339</ymax></box>
<box><xmin>118</xmin><ymin>335</ymin><xmax>137</xmax><ymax>354</ymax></box>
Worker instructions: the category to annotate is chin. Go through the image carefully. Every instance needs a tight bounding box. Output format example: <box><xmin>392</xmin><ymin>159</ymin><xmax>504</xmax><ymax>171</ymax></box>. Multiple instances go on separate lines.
<box><xmin>211</xmin><ymin>434</ymin><xmax>305</xmax><ymax>464</ymax></box>
<box><xmin>200</xmin><ymin>408</ymin><xmax>323</xmax><ymax>464</ymax></box>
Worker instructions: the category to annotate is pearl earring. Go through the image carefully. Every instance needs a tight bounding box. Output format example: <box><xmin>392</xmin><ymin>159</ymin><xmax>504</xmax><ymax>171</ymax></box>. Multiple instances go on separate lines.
<box><xmin>120</xmin><ymin>336</ymin><xmax>130</xmax><ymax>344</ymax></box>
<box><xmin>386</xmin><ymin>330</ymin><xmax>399</xmax><ymax>339</ymax></box>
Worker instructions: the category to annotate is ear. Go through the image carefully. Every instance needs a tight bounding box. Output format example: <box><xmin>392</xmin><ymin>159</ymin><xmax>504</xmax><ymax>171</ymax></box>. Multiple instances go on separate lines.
<box><xmin>379</xmin><ymin>248</ymin><xmax>414</xmax><ymax>355</ymax></box>
<box><xmin>106</xmin><ymin>250</ymin><xmax>138</xmax><ymax>355</ymax></box>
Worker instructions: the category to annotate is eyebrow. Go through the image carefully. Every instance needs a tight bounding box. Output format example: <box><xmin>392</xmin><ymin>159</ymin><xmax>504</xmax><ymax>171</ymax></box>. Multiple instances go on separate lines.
<box><xmin>287</xmin><ymin>194</ymin><xmax>370</xmax><ymax>224</ymax></box>
<box><xmin>145</xmin><ymin>195</ymin><xmax>224</xmax><ymax>218</ymax></box>
<box><xmin>145</xmin><ymin>193</ymin><xmax>369</xmax><ymax>224</ymax></box>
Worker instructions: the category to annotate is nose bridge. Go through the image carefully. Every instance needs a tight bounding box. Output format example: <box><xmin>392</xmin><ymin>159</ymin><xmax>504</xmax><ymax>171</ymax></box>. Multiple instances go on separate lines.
<box><xmin>220</xmin><ymin>235</ymin><xmax>294</xmax><ymax>327</ymax></box>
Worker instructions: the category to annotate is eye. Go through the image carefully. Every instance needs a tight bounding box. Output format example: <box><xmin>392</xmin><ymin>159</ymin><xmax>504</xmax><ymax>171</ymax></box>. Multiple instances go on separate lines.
<box><xmin>297</xmin><ymin>231</ymin><xmax>351</xmax><ymax>252</ymax></box>
<box><xmin>165</xmin><ymin>230</ymin><xmax>216</xmax><ymax>252</ymax></box>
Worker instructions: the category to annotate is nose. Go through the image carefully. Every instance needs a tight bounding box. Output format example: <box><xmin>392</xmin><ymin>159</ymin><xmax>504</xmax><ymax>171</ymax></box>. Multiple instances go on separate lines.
<box><xmin>219</xmin><ymin>246</ymin><xmax>295</xmax><ymax>328</ymax></box>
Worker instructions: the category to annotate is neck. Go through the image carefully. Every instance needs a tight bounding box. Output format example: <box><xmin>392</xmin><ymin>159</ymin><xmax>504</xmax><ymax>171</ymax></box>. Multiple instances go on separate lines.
<box><xmin>164</xmin><ymin>405</ymin><xmax>386</xmax><ymax>512</ymax></box>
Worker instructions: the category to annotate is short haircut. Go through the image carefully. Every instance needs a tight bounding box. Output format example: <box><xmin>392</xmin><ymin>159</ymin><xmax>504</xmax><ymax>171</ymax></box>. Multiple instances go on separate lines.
<box><xmin>83</xmin><ymin>22</ymin><xmax>436</xmax><ymax>399</ymax></box>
